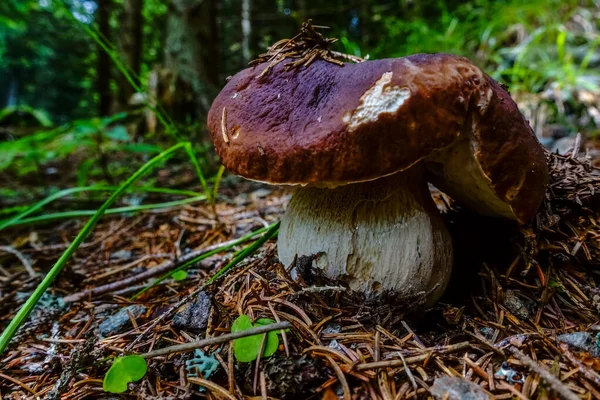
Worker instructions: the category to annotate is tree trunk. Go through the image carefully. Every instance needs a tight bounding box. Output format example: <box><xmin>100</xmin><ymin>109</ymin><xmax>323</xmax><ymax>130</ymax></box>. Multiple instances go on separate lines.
<box><xmin>241</xmin><ymin>0</ymin><xmax>252</xmax><ymax>63</ymax></box>
<box><xmin>164</xmin><ymin>0</ymin><xmax>220</xmax><ymax>117</ymax></box>
<box><xmin>117</xmin><ymin>0</ymin><xmax>143</xmax><ymax>108</ymax></box>
<box><xmin>96</xmin><ymin>0</ymin><xmax>111</xmax><ymax>116</ymax></box>
<box><xmin>6</xmin><ymin>73</ymin><xmax>18</xmax><ymax>107</ymax></box>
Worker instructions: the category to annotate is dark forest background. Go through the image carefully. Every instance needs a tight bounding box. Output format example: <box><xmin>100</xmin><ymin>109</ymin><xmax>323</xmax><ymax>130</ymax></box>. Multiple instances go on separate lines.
<box><xmin>1</xmin><ymin>0</ymin><xmax>599</xmax><ymax>202</ymax></box>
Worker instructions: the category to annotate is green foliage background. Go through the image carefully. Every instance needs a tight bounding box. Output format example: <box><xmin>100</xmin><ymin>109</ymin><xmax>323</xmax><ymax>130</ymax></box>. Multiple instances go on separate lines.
<box><xmin>0</xmin><ymin>0</ymin><xmax>598</xmax><ymax>193</ymax></box>
<box><xmin>2</xmin><ymin>0</ymin><xmax>598</xmax><ymax>121</ymax></box>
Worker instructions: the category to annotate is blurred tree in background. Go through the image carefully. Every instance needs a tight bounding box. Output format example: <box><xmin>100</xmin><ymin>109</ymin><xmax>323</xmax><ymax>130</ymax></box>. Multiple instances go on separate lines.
<box><xmin>0</xmin><ymin>0</ymin><xmax>95</xmax><ymax>123</ymax></box>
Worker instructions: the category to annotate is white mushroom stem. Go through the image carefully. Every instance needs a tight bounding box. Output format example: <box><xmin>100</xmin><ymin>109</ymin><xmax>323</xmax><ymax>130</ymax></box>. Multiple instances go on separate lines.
<box><xmin>278</xmin><ymin>166</ymin><xmax>453</xmax><ymax>305</ymax></box>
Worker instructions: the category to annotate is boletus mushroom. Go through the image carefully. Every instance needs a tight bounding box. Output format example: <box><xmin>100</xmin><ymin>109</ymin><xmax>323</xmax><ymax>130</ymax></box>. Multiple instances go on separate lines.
<box><xmin>207</xmin><ymin>53</ymin><xmax>548</xmax><ymax>305</ymax></box>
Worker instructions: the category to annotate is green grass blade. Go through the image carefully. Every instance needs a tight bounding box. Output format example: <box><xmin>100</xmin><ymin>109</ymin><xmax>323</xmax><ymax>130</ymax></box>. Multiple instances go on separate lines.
<box><xmin>207</xmin><ymin>222</ymin><xmax>280</xmax><ymax>285</ymax></box>
<box><xmin>0</xmin><ymin>205</ymin><xmax>29</xmax><ymax>217</ymax></box>
<box><xmin>212</xmin><ymin>165</ymin><xmax>225</xmax><ymax>203</ymax></box>
<box><xmin>1</xmin><ymin>195</ymin><xmax>206</xmax><ymax>228</ymax></box>
<box><xmin>0</xmin><ymin>142</ymin><xmax>188</xmax><ymax>355</ymax></box>
<box><xmin>0</xmin><ymin>187</ymin><xmax>108</xmax><ymax>231</ymax></box>
<box><xmin>184</xmin><ymin>143</ymin><xmax>211</xmax><ymax>205</ymax></box>
<box><xmin>132</xmin><ymin>223</ymin><xmax>274</xmax><ymax>299</ymax></box>
<box><xmin>0</xmin><ymin>186</ymin><xmax>204</xmax><ymax>231</ymax></box>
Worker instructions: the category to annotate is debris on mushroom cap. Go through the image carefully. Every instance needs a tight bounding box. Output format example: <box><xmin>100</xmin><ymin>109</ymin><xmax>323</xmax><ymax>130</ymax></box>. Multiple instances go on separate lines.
<box><xmin>248</xmin><ymin>19</ymin><xmax>363</xmax><ymax>77</ymax></box>
<box><xmin>208</xmin><ymin>53</ymin><xmax>548</xmax><ymax>222</ymax></box>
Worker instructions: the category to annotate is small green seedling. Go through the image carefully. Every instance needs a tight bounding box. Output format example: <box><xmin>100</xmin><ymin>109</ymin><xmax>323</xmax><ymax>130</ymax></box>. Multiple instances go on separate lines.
<box><xmin>231</xmin><ymin>315</ymin><xmax>280</xmax><ymax>362</ymax></box>
<box><xmin>172</xmin><ymin>270</ymin><xmax>188</xmax><ymax>281</ymax></box>
<box><xmin>103</xmin><ymin>355</ymin><xmax>148</xmax><ymax>393</ymax></box>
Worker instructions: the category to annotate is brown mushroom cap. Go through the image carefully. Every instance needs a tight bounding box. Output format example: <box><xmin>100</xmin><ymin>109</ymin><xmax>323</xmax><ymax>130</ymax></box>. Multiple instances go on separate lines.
<box><xmin>207</xmin><ymin>53</ymin><xmax>548</xmax><ymax>222</ymax></box>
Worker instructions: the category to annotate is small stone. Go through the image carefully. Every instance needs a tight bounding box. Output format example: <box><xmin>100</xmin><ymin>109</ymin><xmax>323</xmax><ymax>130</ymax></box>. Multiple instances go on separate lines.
<box><xmin>328</xmin><ymin>339</ymin><xmax>342</xmax><ymax>351</ymax></box>
<box><xmin>322</xmin><ymin>323</ymin><xmax>341</xmax><ymax>334</ymax></box>
<box><xmin>233</xmin><ymin>193</ymin><xmax>249</xmax><ymax>206</ymax></box>
<box><xmin>171</xmin><ymin>291</ymin><xmax>212</xmax><ymax>332</ymax></box>
<box><xmin>431</xmin><ymin>376</ymin><xmax>490</xmax><ymax>400</ymax></box>
<box><xmin>98</xmin><ymin>305</ymin><xmax>147</xmax><ymax>337</ymax></box>
<box><xmin>503</xmin><ymin>290</ymin><xmax>531</xmax><ymax>319</ymax></box>
<box><xmin>16</xmin><ymin>292</ymin><xmax>66</xmax><ymax>311</ymax></box>
<box><xmin>250</xmin><ymin>188</ymin><xmax>272</xmax><ymax>201</ymax></box>
<box><xmin>480</xmin><ymin>327</ymin><xmax>495</xmax><ymax>341</ymax></box>
<box><xmin>110</xmin><ymin>250</ymin><xmax>132</xmax><ymax>260</ymax></box>
<box><xmin>558</xmin><ymin>331</ymin><xmax>600</xmax><ymax>357</ymax></box>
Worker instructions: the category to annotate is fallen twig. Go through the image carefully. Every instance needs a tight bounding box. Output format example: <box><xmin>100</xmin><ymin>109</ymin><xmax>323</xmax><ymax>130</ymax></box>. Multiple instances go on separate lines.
<box><xmin>0</xmin><ymin>246</ymin><xmax>36</xmax><ymax>278</ymax></box>
<box><xmin>355</xmin><ymin>342</ymin><xmax>471</xmax><ymax>371</ymax></box>
<box><xmin>0</xmin><ymin>373</ymin><xmax>38</xmax><ymax>396</ymax></box>
<box><xmin>141</xmin><ymin>321</ymin><xmax>291</xmax><ymax>358</ymax></box>
<box><xmin>188</xmin><ymin>377</ymin><xmax>237</xmax><ymax>400</ymax></box>
<box><xmin>64</xmin><ymin>233</ymin><xmax>259</xmax><ymax>302</ymax></box>
<box><xmin>559</xmin><ymin>344</ymin><xmax>600</xmax><ymax>386</ymax></box>
<box><xmin>507</xmin><ymin>346</ymin><xmax>579</xmax><ymax>400</ymax></box>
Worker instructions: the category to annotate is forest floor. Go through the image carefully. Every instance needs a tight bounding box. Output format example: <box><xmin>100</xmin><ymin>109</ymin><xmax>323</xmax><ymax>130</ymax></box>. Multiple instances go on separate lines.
<box><xmin>1</xmin><ymin>157</ymin><xmax>600</xmax><ymax>399</ymax></box>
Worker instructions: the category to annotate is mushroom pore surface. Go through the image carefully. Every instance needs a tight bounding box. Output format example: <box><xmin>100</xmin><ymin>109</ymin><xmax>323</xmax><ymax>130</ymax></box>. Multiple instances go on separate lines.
<box><xmin>278</xmin><ymin>166</ymin><xmax>452</xmax><ymax>305</ymax></box>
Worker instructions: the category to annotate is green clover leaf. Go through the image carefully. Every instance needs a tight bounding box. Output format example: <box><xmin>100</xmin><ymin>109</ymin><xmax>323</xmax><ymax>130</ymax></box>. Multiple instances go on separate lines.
<box><xmin>103</xmin><ymin>355</ymin><xmax>148</xmax><ymax>393</ymax></box>
<box><xmin>232</xmin><ymin>315</ymin><xmax>280</xmax><ymax>362</ymax></box>
<box><xmin>172</xmin><ymin>270</ymin><xmax>188</xmax><ymax>281</ymax></box>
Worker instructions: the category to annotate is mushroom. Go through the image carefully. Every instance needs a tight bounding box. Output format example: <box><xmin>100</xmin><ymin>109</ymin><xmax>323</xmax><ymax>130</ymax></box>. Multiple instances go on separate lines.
<box><xmin>207</xmin><ymin>54</ymin><xmax>548</xmax><ymax>305</ymax></box>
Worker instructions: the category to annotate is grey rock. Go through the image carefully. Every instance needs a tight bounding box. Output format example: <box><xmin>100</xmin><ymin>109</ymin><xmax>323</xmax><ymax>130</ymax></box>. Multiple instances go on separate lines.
<box><xmin>431</xmin><ymin>376</ymin><xmax>490</xmax><ymax>400</ymax></box>
<box><xmin>110</xmin><ymin>250</ymin><xmax>132</xmax><ymax>260</ymax></box>
<box><xmin>171</xmin><ymin>291</ymin><xmax>212</xmax><ymax>332</ymax></box>
<box><xmin>328</xmin><ymin>339</ymin><xmax>342</xmax><ymax>351</ymax></box>
<box><xmin>322</xmin><ymin>323</ymin><xmax>341</xmax><ymax>334</ymax></box>
<box><xmin>15</xmin><ymin>292</ymin><xmax>66</xmax><ymax>312</ymax></box>
<box><xmin>98</xmin><ymin>305</ymin><xmax>147</xmax><ymax>337</ymax></box>
<box><xmin>558</xmin><ymin>331</ymin><xmax>600</xmax><ymax>357</ymax></box>
<box><xmin>250</xmin><ymin>188</ymin><xmax>272</xmax><ymax>200</ymax></box>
